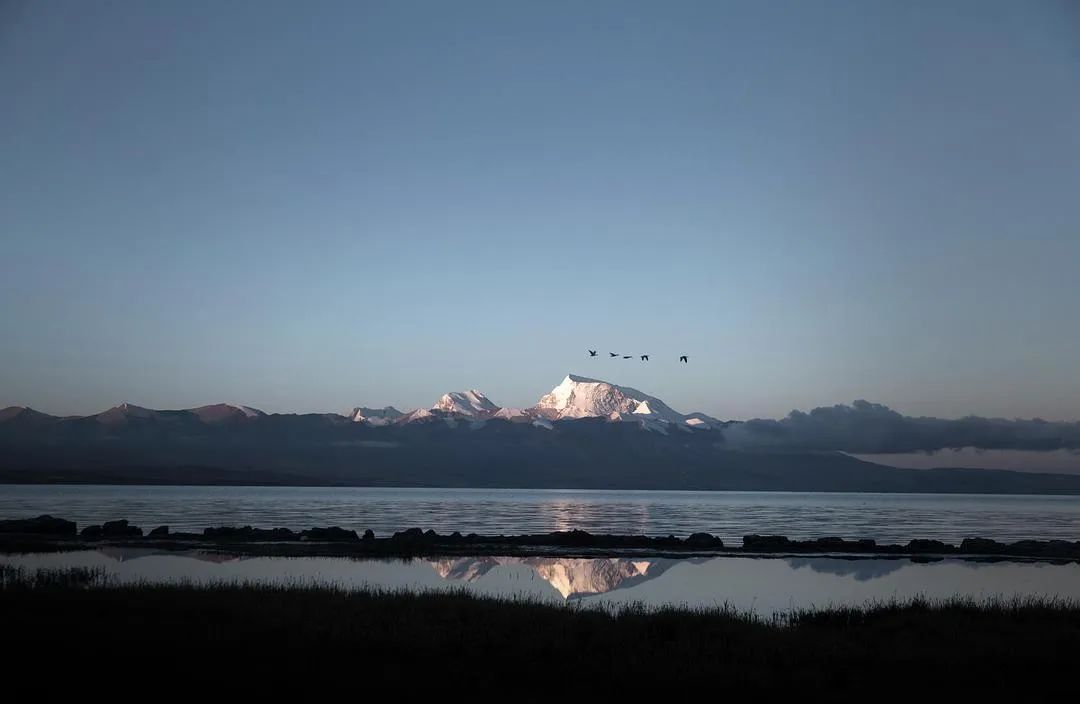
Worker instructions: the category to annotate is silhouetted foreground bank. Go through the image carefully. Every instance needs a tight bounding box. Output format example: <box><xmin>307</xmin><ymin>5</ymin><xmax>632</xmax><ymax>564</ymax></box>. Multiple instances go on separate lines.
<box><xmin>2</xmin><ymin>514</ymin><xmax>1080</xmax><ymax>560</ymax></box>
<box><xmin>2</xmin><ymin>566</ymin><xmax>1079</xmax><ymax>694</ymax></box>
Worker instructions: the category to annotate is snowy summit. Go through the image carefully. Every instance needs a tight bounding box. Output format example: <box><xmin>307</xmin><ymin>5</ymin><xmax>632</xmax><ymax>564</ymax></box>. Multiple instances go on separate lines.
<box><xmin>350</xmin><ymin>406</ymin><xmax>404</xmax><ymax>426</ymax></box>
<box><xmin>534</xmin><ymin>374</ymin><xmax>687</xmax><ymax>424</ymax></box>
<box><xmin>433</xmin><ymin>390</ymin><xmax>499</xmax><ymax>417</ymax></box>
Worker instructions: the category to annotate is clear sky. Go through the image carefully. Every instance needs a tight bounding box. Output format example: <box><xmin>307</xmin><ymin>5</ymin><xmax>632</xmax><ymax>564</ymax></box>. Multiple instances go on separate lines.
<box><xmin>2</xmin><ymin>0</ymin><xmax>1078</xmax><ymax>420</ymax></box>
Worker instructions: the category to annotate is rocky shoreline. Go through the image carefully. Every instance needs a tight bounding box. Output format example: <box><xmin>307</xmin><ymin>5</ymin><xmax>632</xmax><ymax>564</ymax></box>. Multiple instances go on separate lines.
<box><xmin>2</xmin><ymin>514</ymin><xmax>1079</xmax><ymax>560</ymax></box>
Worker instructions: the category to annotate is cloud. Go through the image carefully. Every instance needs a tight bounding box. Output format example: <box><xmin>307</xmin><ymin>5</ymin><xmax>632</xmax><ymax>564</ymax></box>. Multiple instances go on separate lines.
<box><xmin>722</xmin><ymin>400</ymin><xmax>1080</xmax><ymax>453</ymax></box>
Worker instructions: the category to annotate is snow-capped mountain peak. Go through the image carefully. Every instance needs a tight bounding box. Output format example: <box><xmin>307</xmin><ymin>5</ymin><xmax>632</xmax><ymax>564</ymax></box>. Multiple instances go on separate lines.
<box><xmin>350</xmin><ymin>406</ymin><xmax>404</xmax><ymax>426</ymax></box>
<box><xmin>534</xmin><ymin>374</ymin><xmax>686</xmax><ymax>424</ymax></box>
<box><xmin>397</xmin><ymin>408</ymin><xmax>435</xmax><ymax>424</ymax></box>
<box><xmin>227</xmin><ymin>403</ymin><xmax>264</xmax><ymax>418</ymax></box>
<box><xmin>433</xmin><ymin>390</ymin><xmax>499</xmax><ymax>417</ymax></box>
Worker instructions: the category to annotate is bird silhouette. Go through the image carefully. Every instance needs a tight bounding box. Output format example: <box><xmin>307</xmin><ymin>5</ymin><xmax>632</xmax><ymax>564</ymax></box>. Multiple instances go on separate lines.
<box><xmin>623</xmin><ymin>355</ymin><xmax>632</xmax><ymax>359</ymax></box>
<box><xmin>588</xmin><ymin>350</ymin><xmax>597</xmax><ymax>357</ymax></box>
<box><xmin>679</xmin><ymin>355</ymin><xmax>688</xmax><ymax>363</ymax></box>
<box><xmin>609</xmin><ymin>352</ymin><xmax>619</xmax><ymax>358</ymax></box>
<box><xmin>640</xmin><ymin>355</ymin><xmax>649</xmax><ymax>361</ymax></box>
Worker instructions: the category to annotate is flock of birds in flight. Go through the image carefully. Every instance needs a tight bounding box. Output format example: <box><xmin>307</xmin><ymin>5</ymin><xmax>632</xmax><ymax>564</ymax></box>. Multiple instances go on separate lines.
<box><xmin>588</xmin><ymin>350</ymin><xmax>688</xmax><ymax>363</ymax></box>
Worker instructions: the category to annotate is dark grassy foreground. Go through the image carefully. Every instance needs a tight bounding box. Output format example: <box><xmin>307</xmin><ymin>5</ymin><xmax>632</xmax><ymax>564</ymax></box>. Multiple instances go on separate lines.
<box><xmin>3</xmin><ymin>567</ymin><xmax>1079</xmax><ymax>695</ymax></box>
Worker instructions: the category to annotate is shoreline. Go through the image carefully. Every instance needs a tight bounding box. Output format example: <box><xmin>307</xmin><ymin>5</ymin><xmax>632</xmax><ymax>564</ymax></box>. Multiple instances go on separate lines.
<box><xmin>3</xmin><ymin>515</ymin><xmax>1079</xmax><ymax>561</ymax></box>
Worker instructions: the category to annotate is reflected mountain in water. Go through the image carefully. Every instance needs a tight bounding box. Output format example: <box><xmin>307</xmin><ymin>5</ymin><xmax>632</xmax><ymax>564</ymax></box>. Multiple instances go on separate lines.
<box><xmin>786</xmin><ymin>557</ymin><xmax>906</xmax><ymax>582</ymax></box>
<box><xmin>95</xmin><ymin>547</ymin><xmax>244</xmax><ymax>564</ymax></box>
<box><xmin>431</xmin><ymin>557</ymin><xmax>677</xmax><ymax>599</ymax></box>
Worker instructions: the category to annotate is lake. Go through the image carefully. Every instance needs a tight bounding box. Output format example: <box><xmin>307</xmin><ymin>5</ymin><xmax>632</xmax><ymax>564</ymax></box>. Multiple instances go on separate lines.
<box><xmin>1</xmin><ymin>484</ymin><xmax>1078</xmax><ymax>543</ymax></box>
<box><xmin>4</xmin><ymin>549</ymin><xmax>1079</xmax><ymax>615</ymax></box>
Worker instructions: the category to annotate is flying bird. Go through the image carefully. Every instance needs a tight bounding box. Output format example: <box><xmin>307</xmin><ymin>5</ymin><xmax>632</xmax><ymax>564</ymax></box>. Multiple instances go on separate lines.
<box><xmin>623</xmin><ymin>355</ymin><xmax>632</xmax><ymax>359</ymax></box>
<box><xmin>609</xmin><ymin>352</ymin><xmax>619</xmax><ymax>357</ymax></box>
<box><xmin>640</xmin><ymin>355</ymin><xmax>649</xmax><ymax>361</ymax></box>
<box><xmin>679</xmin><ymin>355</ymin><xmax>688</xmax><ymax>363</ymax></box>
<box><xmin>588</xmin><ymin>350</ymin><xmax>597</xmax><ymax>357</ymax></box>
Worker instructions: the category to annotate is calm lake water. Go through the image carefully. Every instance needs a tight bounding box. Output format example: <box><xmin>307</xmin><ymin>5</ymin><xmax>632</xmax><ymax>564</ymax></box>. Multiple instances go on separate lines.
<box><xmin>1</xmin><ymin>485</ymin><xmax>1078</xmax><ymax>543</ymax></box>
<box><xmin>4</xmin><ymin>549</ymin><xmax>1079</xmax><ymax>615</ymax></box>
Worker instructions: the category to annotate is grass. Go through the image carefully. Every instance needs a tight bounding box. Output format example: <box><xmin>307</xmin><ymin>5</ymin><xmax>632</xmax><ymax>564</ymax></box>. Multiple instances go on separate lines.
<box><xmin>3</xmin><ymin>565</ymin><xmax>1079</xmax><ymax>693</ymax></box>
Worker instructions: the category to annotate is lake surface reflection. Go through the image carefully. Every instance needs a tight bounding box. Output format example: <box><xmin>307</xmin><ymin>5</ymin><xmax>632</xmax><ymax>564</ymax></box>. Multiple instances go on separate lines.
<box><xmin>5</xmin><ymin>550</ymin><xmax>1080</xmax><ymax>615</ymax></box>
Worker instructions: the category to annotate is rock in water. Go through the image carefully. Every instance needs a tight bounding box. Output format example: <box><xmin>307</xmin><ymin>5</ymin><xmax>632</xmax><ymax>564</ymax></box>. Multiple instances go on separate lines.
<box><xmin>0</xmin><ymin>515</ymin><xmax>77</xmax><ymax>536</ymax></box>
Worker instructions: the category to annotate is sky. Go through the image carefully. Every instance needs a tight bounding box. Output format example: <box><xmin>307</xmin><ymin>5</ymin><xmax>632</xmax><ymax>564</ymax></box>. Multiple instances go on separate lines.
<box><xmin>2</xmin><ymin>0</ymin><xmax>1079</xmax><ymax>421</ymax></box>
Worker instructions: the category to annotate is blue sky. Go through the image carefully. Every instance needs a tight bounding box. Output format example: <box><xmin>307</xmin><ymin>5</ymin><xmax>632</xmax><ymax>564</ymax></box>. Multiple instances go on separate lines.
<box><xmin>2</xmin><ymin>0</ymin><xmax>1078</xmax><ymax>420</ymax></box>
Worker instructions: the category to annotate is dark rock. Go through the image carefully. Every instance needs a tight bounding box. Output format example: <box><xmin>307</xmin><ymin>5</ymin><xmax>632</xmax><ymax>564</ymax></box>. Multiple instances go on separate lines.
<box><xmin>960</xmin><ymin>538</ymin><xmax>1005</xmax><ymax>554</ymax></box>
<box><xmin>552</xmin><ymin>530</ymin><xmax>596</xmax><ymax>547</ymax></box>
<box><xmin>804</xmin><ymin>537</ymin><xmax>876</xmax><ymax>552</ymax></box>
<box><xmin>203</xmin><ymin>526</ymin><xmax>299</xmax><ymax>541</ymax></box>
<box><xmin>391</xmin><ymin>528</ymin><xmax>426</xmax><ymax>541</ymax></box>
<box><xmin>906</xmin><ymin>539</ymin><xmax>950</xmax><ymax>553</ymax></box>
<box><xmin>260</xmin><ymin>527</ymin><xmax>300</xmax><ymax>541</ymax></box>
<box><xmin>81</xmin><ymin>525</ymin><xmax>103</xmax><ymax>539</ymax></box>
<box><xmin>362</xmin><ymin>529</ymin><xmax>375</xmax><ymax>541</ymax></box>
<box><xmin>301</xmin><ymin>526</ymin><xmax>360</xmax><ymax>542</ymax></box>
<box><xmin>0</xmin><ymin>515</ymin><xmax>77</xmax><ymax>536</ymax></box>
<box><xmin>148</xmin><ymin>525</ymin><xmax>170</xmax><ymax>538</ymax></box>
<box><xmin>1007</xmin><ymin>540</ymin><xmax>1080</xmax><ymax>558</ymax></box>
<box><xmin>743</xmin><ymin>534</ymin><xmax>792</xmax><ymax>551</ymax></box>
<box><xmin>101</xmin><ymin>519</ymin><xmax>143</xmax><ymax>538</ymax></box>
<box><xmin>686</xmin><ymin>532</ymin><xmax>723</xmax><ymax>548</ymax></box>
<box><xmin>1046</xmin><ymin>540</ymin><xmax>1080</xmax><ymax>557</ymax></box>
<box><xmin>205</xmin><ymin>525</ymin><xmax>251</xmax><ymax>539</ymax></box>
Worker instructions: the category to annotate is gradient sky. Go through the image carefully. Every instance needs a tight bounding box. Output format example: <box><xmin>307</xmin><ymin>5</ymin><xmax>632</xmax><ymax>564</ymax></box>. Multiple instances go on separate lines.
<box><xmin>2</xmin><ymin>0</ymin><xmax>1079</xmax><ymax>420</ymax></box>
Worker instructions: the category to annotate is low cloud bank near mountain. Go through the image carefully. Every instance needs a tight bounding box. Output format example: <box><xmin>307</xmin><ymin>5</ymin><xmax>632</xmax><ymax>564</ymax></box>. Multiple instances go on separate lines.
<box><xmin>723</xmin><ymin>400</ymin><xmax>1080</xmax><ymax>454</ymax></box>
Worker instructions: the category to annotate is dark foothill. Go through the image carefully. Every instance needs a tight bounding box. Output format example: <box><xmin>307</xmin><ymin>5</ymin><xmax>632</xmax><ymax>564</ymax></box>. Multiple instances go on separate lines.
<box><xmin>362</xmin><ymin>529</ymin><xmax>375</xmax><ymax>541</ymax></box>
<box><xmin>148</xmin><ymin>525</ymin><xmax>169</xmax><ymax>537</ymax></box>
<box><xmin>81</xmin><ymin>525</ymin><xmax>103</xmax><ymax>539</ymax></box>
<box><xmin>0</xmin><ymin>515</ymin><xmax>77</xmax><ymax>536</ymax></box>
<box><xmin>301</xmin><ymin>526</ymin><xmax>360</xmax><ymax>542</ymax></box>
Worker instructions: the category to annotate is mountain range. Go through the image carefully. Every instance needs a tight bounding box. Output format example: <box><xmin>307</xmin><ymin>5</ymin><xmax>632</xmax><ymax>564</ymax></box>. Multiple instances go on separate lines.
<box><xmin>3</xmin><ymin>374</ymin><xmax>1080</xmax><ymax>493</ymax></box>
